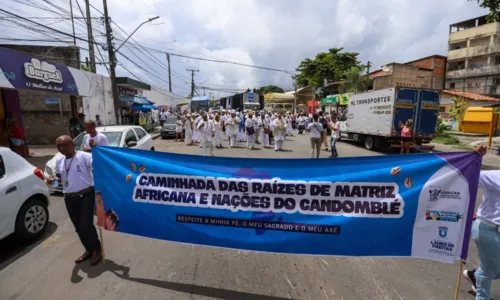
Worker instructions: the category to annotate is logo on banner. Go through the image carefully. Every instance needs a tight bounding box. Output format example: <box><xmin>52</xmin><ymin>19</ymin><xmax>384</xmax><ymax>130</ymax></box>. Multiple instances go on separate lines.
<box><xmin>428</xmin><ymin>186</ymin><xmax>461</xmax><ymax>202</ymax></box>
<box><xmin>425</xmin><ymin>209</ymin><xmax>463</xmax><ymax>222</ymax></box>
<box><xmin>24</xmin><ymin>58</ymin><xmax>63</xmax><ymax>84</ymax></box>
<box><xmin>438</xmin><ymin>226</ymin><xmax>448</xmax><ymax>238</ymax></box>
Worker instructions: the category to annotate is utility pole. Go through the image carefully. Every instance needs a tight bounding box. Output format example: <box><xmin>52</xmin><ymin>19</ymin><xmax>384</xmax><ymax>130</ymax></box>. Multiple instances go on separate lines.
<box><xmin>186</xmin><ymin>69</ymin><xmax>199</xmax><ymax>99</ymax></box>
<box><xmin>84</xmin><ymin>0</ymin><xmax>96</xmax><ymax>72</ymax></box>
<box><xmin>202</xmin><ymin>87</ymin><xmax>206</xmax><ymax>96</ymax></box>
<box><xmin>294</xmin><ymin>80</ymin><xmax>297</xmax><ymax>114</ymax></box>
<box><xmin>367</xmin><ymin>61</ymin><xmax>371</xmax><ymax>75</ymax></box>
<box><xmin>103</xmin><ymin>0</ymin><xmax>120</xmax><ymax>124</ymax></box>
<box><xmin>166</xmin><ymin>53</ymin><xmax>172</xmax><ymax>93</ymax></box>
<box><xmin>69</xmin><ymin>0</ymin><xmax>76</xmax><ymax>45</ymax></box>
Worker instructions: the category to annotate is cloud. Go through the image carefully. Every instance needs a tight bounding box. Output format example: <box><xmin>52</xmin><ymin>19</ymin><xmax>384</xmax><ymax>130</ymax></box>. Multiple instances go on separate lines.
<box><xmin>2</xmin><ymin>0</ymin><xmax>488</xmax><ymax>98</ymax></box>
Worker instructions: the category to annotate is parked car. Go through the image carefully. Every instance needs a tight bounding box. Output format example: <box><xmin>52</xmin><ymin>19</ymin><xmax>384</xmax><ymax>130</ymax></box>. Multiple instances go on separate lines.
<box><xmin>44</xmin><ymin>125</ymin><xmax>154</xmax><ymax>193</ymax></box>
<box><xmin>0</xmin><ymin>147</ymin><xmax>50</xmax><ymax>241</ymax></box>
<box><xmin>161</xmin><ymin>117</ymin><xmax>178</xmax><ymax>139</ymax></box>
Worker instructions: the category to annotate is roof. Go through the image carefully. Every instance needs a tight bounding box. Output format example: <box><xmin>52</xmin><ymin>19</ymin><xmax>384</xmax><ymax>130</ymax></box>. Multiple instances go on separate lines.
<box><xmin>191</xmin><ymin>96</ymin><xmax>210</xmax><ymax>102</ymax></box>
<box><xmin>116</xmin><ymin>77</ymin><xmax>151</xmax><ymax>91</ymax></box>
<box><xmin>404</xmin><ymin>54</ymin><xmax>447</xmax><ymax>65</ymax></box>
<box><xmin>442</xmin><ymin>90</ymin><xmax>500</xmax><ymax>102</ymax></box>
<box><xmin>450</xmin><ymin>15</ymin><xmax>488</xmax><ymax>28</ymax></box>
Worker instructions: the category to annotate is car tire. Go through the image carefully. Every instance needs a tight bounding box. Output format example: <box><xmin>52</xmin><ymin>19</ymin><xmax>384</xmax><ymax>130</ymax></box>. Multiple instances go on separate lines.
<box><xmin>15</xmin><ymin>199</ymin><xmax>49</xmax><ymax>241</ymax></box>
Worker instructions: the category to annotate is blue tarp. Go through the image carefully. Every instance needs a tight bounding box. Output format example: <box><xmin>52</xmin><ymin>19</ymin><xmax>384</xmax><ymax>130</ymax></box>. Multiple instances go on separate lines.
<box><xmin>191</xmin><ymin>96</ymin><xmax>210</xmax><ymax>102</ymax></box>
<box><xmin>120</xmin><ymin>95</ymin><xmax>154</xmax><ymax>106</ymax></box>
<box><xmin>131</xmin><ymin>103</ymin><xmax>158</xmax><ymax>112</ymax></box>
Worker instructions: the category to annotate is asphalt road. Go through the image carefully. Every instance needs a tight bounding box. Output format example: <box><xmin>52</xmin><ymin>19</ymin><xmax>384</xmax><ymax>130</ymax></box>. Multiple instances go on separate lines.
<box><xmin>0</xmin><ymin>133</ymin><xmax>497</xmax><ymax>300</ymax></box>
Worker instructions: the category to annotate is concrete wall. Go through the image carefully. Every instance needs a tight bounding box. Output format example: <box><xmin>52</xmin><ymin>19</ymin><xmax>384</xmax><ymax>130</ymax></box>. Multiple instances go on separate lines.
<box><xmin>82</xmin><ymin>73</ymin><xmax>116</xmax><ymax>125</ymax></box>
<box><xmin>142</xmin><ymin>87</ymin><xmax>173</xmax><ymax>106</ymax></box>
<box><xmin>446</xmin><ymin>77</ymin><xmax>500</xmax><ymax>96</ymax></box>
<box><xmin>373</xmin><ymin>64</ymin><xmax>432</xmax><ymax>90</ymax></box>
<box><xmin>449</xmin><ymin>22</ymin><xmax>500</xmax><ymax>42</ymax></box>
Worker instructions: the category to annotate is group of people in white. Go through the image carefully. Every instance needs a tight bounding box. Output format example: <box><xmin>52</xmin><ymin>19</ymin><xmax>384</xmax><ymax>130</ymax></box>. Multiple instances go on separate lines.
<box><xmin>160</xmin><ymin>109</ymin><xmax>341</xmax><ymax>158</ymax></box>
<box><xmin>161</xmin><ymin>109</ymin><xmax>300</xmax><ymax>156</ymax></box>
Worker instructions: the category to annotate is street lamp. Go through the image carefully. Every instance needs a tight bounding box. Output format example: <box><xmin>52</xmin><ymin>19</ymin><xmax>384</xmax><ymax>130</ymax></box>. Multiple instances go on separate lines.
<box><xmin>115</xmin><ymin>16</ymin><xmax>160</xmax><ymax>53</ymax></box>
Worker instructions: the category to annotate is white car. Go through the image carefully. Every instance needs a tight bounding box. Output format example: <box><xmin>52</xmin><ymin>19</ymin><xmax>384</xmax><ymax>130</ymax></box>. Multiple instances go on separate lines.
<box><xmin>0</xmin><ymin>147</ymin><xmax>50</xmax><ymax>241</ymax></box>
<box><xmin>44</xmin><ymin>125</ymin><xmax>154</xmax><ymax>192</ymax></box>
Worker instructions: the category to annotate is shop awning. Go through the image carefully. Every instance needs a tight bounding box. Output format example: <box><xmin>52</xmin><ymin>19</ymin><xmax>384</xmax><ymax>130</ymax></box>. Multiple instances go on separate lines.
<box><xmin>120</xmin><ymin>95</ymin><xmax>154</xmax><ymax>106</ymax></box>
<box><xmin>0</xmin><ymin>47</ymin><xmax>97</xmax><ymax>96</ymax></box>
<box><xmin>131</xmin><ymin>103</ymin><xmax>158</xmax><ymax>112</ymax></box>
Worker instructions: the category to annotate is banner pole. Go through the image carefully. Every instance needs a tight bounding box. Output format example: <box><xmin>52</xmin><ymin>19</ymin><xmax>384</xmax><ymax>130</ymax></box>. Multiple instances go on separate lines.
<box><xmin>454</xmin><ymin>260</ymin><xmax>464</xmax><ymax>300</ymax></box>
<box><xmin>99</xmin><ymin>226</ymin><xmax>105</xmax><ymax>264</ymax></box>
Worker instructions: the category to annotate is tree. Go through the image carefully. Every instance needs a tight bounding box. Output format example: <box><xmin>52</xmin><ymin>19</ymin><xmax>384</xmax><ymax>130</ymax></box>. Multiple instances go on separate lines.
<box><xmin>293</xmin><ymin>48</ymin><xmax>362</xmax><ymax>88</ymax></box>
<box><xmin>469</xmin><ymin>0</ymin><xmax>500</xmax><ymax>22</ymax></box>
<box><xmin>449</xmin><ymin>96</ymin><xmax>470</xmax><ymax>131</ymax></box>
<box><xmin>259</xmin><ymin>85</ymin><xmax>284</xmax><ymax>94</ymax></box>
<box><xmin>339</xmin><ymin>66</ymin><xmax>372</xmax><ymax>94</ymax></box>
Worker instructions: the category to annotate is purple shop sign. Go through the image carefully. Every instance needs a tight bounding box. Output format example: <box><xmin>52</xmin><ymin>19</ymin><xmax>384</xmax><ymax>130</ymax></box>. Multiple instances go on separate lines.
<box><xmin>0</xmin><ymin>47</ymin><xmax>82</xmax><ymax>95</ymax></box>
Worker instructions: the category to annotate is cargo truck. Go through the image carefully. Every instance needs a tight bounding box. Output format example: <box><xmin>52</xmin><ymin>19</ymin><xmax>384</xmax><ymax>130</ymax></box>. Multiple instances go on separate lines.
<box><xmin>220</xmin><ymin>91</ymin><xmax>264</xmax><ymax>111</ymax></box>
<box><xmin>338</xmin><ymin>87</ymin><xmax>440</xmax><ymax>151</ymax></box>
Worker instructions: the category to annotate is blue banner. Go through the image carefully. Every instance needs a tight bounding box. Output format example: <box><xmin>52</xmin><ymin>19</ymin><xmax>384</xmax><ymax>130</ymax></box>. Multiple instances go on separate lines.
<box><xmin>93</xmin><ymin>148</ymin><xmax>481</xmax><ymax>263</ymax></box>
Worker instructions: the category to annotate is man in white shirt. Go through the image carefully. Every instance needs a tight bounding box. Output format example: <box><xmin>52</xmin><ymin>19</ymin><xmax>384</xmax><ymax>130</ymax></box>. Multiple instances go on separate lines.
<box><xmin>273</xmin><ymin>113</ymin><xmax>286</xmax><ymax>151</ymax></box>
<box><xmin>463</xmin><ymin>149</ymin><xmax>500</xmax><ymax>300</ymax></box>
<box><xmin>306</xmin><ymin>113</ymin><xmax>323</xmax><ymax>158</ymax></box>
<box><xmin>245</xmin><ymin>112</ymin><xmax>257</xmax><ymax>149</ymax></box>
<box><xmin>197</xmin><ymin>112</ymin><xmax>215</xmax><ymax>156</ymax></box>
<box><xmin>48</xmin><ymin>135</ymin><xmax>101</xmax><ymax>265</ymax></box>
<box><xmin>297</xmin><ymin>114</ymin><xmax>307</xmax><ymax>134</ymax></box>
<box><xmin>225</xmin><ymin>112</ymin><xmax>239</xmax><ymax>148</ymax></box>
<box><xmin>258</xmin><ymin>113</ymin><xmax>270</xmax><ymax>148</ymax></box>
<box><xmin>82</xmin><ymin>120</ymin><xmax>109</xmax><ymax>153</ymax></box>
<box><xmin>330</xmin><ymin>116</ymin><xmax>340</xmax><ymax>158</ymax></box>
<box><xmin>159</xmin><ymin>110</ymin><xmax>167</xmax><ymax>127</ymax></box>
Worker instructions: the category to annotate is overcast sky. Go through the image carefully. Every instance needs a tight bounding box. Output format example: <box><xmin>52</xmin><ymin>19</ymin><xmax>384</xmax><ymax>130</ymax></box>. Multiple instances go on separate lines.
<box><xmin>1</xmin><ymin>0</ymin><xmax>489</xmax><ymax>98</ymax></box>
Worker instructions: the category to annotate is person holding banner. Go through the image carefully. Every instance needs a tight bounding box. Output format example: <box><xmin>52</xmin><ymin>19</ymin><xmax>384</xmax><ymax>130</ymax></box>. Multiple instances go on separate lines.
<box><xmin>47</xmin><ymin>135</ymin><xmax>102</xmax><ymax>265</ymax></box>
<box><xmin>197</xmin><ymin>112</ymin><xmax>215</xmax><ymax>156</ymax></box>
<box><xmin>463</xmin><ymin>146</ymin><xmax>500</xmax><ymax>300</ymax></box>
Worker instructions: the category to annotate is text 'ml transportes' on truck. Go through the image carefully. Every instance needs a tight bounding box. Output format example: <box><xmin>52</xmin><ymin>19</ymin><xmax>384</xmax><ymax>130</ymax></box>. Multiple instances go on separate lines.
<box><xmin>338</xmin><ymin>87</ymin><xmax>440</xmax><ymax>151</ymax></box>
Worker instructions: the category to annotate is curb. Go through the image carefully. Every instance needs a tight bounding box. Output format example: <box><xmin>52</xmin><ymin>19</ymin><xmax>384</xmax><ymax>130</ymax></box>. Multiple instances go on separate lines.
<box><xmin>152</xmin><ymin>133</ymin><xmax>161</xmax><ymax>140</ymax></box>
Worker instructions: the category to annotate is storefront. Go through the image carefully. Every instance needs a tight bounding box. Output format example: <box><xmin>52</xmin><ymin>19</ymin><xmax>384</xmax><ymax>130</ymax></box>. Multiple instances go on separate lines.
<box><xmin>0</xmin><ymin>46</ymin><xmax>99</xmax><ymax>151</ymax></box>
<box><xmin>307</xmin><ymin>100</ymin><xmax>321</xmax><ymax>115</ymax></box>
<box><xmin>321</xmin><ymin>93</ymin><xmax>351</xmax><ymax>116</ymax></box>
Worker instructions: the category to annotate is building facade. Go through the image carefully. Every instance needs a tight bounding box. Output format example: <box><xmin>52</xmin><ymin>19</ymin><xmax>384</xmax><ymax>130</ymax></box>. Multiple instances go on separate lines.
<box><xmin>405</xmin><ymin>55</ymin><xmax>446</xmax><ymax>89</ymax></box>
<box><xmin>446</xmin><ymin>15</ymin><xmax>500</xmax><ymax>97</ymax></box>
<box><xmin>370</xmin><ymin>63</ymin><xmax>433</xmax><ymax>91</ymax></box>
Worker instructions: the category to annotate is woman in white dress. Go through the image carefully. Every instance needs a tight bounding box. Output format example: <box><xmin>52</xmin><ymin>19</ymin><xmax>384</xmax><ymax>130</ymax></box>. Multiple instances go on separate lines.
<box><xmin>286</xmin><ymin>113</ymin><xmax>293</xmax><ymax>136</ymax></box>
<box><xmin>237</xmin><ymin>113</ymin><xmax>247</xmax><ymax>142</ymax></box>
<box><xmin>273</xmin><ymin>113</ymin><xmax>286</xmax><ymax>151</ymax></box>
<box><xmin>214</xmin><ymin>114</ymin><xmax>223</xmax><ymax>148</ymax></box>
<box><xmin>184</xmin><ymin>114</ymin><xmax>192</xmax><ymax>145</ymax></box>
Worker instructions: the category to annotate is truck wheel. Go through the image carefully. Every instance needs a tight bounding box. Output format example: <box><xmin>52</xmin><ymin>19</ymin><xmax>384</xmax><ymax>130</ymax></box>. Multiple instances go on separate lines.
<box><xmin>364</xmin><ymin>136</ymin><xmax>375</xmax><ymax>151</ymax></box>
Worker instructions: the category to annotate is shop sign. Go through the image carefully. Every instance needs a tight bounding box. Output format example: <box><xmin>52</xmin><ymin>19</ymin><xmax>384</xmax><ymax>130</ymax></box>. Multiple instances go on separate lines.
<box><xmin>321</xmin><ymin>96</ymin><xmax>336</xmax><ymax>105</ymax></box>
<box><xmin>44</xmin><ymin>98</ymin><xmax>60</xmax><ymax>105</ymax></box>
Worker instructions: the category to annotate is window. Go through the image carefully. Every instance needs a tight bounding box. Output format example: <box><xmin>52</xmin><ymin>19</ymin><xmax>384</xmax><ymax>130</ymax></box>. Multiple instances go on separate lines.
<box><xmin>449</xmin><ymin>82</ymin><xmax>456</xmax><ymax>89</ymax></box>
<box><xmin>124</xmin><ymin>130</ymin><xmax>137</xmax><ymax>145</ymax></box>
<box><xmin>134</xmin><ymin>128</ymin><xmax>147</xmax><ymax>140</ymax></box>
<box><xmin>0</xmin><ymin>155</ymin><xmax>5</xmax><ymax>178</ymax></box>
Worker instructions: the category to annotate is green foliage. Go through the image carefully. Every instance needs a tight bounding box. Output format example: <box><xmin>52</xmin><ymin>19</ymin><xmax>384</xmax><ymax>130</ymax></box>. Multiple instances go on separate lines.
<box><xmin>449</xmin><ymin>97</ymin><xmax>469</xmax><ymax>131</ymax></box>
<box><xmin>80</xmin><ymin>64</ymin><xmax>91</xmax><ymax>72</ymax></box>
<box><xmin>433</xmin><ymin>134</ymin><xmax>460</xmax><ymax>145</ymax></box>
<box><xmin>339</xmin><ymin>66</ymin><xmax>372</xmax><ymax>94</ymax></box>
<box><xmin>293</xmin><ymin>48</ymin><xmax>362</xmax><ymax>88</ymax></box>
<box><xmin>469</xmin><ymin>0</ymin><xmax>500</xmax><ymax>22</ymax></box>
<box><xmin>259</xmin><ymin>85</ymin><xmax>284</xmax><ymax>94</ymax></box>
<box><xmin>436</xmin><ymin>117</ymin><xmax>449</xmax><ymax>135</ymax></box>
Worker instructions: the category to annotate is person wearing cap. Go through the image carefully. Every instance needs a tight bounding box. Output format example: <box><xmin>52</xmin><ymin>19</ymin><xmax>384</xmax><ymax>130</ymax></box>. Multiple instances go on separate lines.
<box><xmin>245</xmin><ymin>111</ymin><xmax>256</xmax><ymax>149</ymax></box>
<box><xmin>273</xmin><ymin>113</ymin><xmax>286</xmax><ymax>151</ymax></box>
<box><xmin>225</xmin><ymin>111</ymin><xmax>239</xmax><ymax>148</ymax></box>
<box><xmin>197</xmin><ymin>112</ymin><xmax>215</xmax><ymax>156</ymax></box>
<box><xmin>258</xmin><ymin>113</ymin><xmax>270</xmax><ymax>148</ymax></box>
<box><xmin>184</xmin><ymin>114</ymin><xmax>193</xmax><ymax>145</ymax></box>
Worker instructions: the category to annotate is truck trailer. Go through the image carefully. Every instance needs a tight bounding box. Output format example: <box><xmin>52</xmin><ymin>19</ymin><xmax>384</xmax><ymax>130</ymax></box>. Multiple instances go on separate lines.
<box><xmin>338</xmin><ymin>87</ymin><xmax>440</xmax><ymax>151</ymax></box>
<box><xmin>220</xmin><ymin>91</ymin><xmax>264</xmax><ymax>111</ymax></box>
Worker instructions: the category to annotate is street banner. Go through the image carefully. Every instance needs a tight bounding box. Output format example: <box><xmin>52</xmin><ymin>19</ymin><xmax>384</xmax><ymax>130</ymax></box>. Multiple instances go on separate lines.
<box><xmin>93</xmin><ymin>147</ymin><xmax>481</xmax><ymax>263</ymax></box>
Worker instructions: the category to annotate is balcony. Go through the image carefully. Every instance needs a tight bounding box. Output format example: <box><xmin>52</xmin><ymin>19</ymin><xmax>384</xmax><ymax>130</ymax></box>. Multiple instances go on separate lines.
<box><xmin>448</xmin><ymin>44</ymin><xmax>500</xmax><ymax>60</ymax></box>
<box><xmin>447</xmin><ymin>65</ymin><xmax>500</xmax><ymax>79</ymax></box>
<box><xmin>449</xmin><ymin>22</ymin><xmax>500</xmax><ymax>42</ymax></box>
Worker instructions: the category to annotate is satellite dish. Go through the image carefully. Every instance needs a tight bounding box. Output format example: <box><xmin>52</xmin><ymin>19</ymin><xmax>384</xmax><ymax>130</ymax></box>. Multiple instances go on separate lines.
<box><xmin>382</xmin><ymin>65</ymin><xmax>391</xmax><ymax>72</ymax></box>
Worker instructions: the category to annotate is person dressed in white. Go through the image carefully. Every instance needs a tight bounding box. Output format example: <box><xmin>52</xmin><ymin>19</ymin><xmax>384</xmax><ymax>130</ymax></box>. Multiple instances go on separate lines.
<box><xmin>258</xmin><ymin>114</ymin><xmax>270</xmax><ymax>148</ymax></box>
<box><xmin>194</xmin><ymin>113</ymin><xmax>202</xmax><ymax>144</ymax></box>
<box><xmin>253</xmin><ymin>112</ymin><xmax>261</xmax><ymax>144</ymax></box>
<box><xmin>245</xmin><ymin>112</ymin><xmax>257</xmax><ymax>149</ymax></box>
<box><xmin>184</xmin><ymin>114</ymin><xmax>193</xmax><ymax>145</ymax></box>
<box><xmin>197</xmin><ymin>112</ymin><xmax>215</xmax><ymax>156</ymax></box>
<box><xmin>286</xmin><ymin>113</ymin><xmax>293</xmax><ymax>136</ymax></box>
<box><xmin>237</xmin><ymin>112</ymin><xmax>247</xmax><ymax>142</ymax></box>
<box><xmin>225</xmin><ymin>112</ymin><xmax>239</xmax><ymax>148</ymax></box>
<box><xmin>273</xmin><ymin>113</ymin><xmax>286</xmax><ymax>151</ymax></box>
<box><xmin>214</xmin><ymin>114</ymin><xmax>223</xmax><ymax>148</ymax></box>
<box><xmin>307</xmin><ymin>113</ymin><xmax>323</xmax><ymax>158</ymax></box>
<box><xmin>297</xmin><ymin>114</ymin><xmax>307</xmax><ymax>134</ymax></box>
<box><xmin>82</xmin><ymin>120</ymin><xmax>108</xmax><ymax>153</ymax></box>
<box><xmin>220</xmin><ymin>111</ymin><xmax>226</xmax><ymax>136</ymax></box>
<box><xmin>175</xmin><ymin>115</ymin><xmax>183</xmax><ymax>142</ymax></box>
<box><xmin>329</xmin><ymin>116</ymin><xmax>340</xmax><ymax>158</ymax></box>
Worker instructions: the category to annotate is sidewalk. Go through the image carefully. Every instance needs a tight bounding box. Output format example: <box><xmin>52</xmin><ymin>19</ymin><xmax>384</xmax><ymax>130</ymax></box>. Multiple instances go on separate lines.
<box><xmin>431</xmin><ymin>143</ymin><xmax>500</xmax><ymax>170</ymax></box>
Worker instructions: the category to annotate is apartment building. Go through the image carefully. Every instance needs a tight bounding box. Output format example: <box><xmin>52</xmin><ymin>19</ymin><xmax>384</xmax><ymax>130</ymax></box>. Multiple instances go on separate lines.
<box><xmin>446</xmin><ymin>15</ymin><xmax>500</xmax><ymax>97</ymax></box>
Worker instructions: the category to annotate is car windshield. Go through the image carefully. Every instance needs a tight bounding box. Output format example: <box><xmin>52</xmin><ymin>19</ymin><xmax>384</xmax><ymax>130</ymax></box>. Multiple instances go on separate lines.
<box><xmin>165</xmin><ymin>118</ymin><xmax>177</xmax><ymax>124</ymax></box>
<box><xmin>73</xmin><ymin>131</ymin><xmax>123</xmax><ymax>149</ymax></box>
